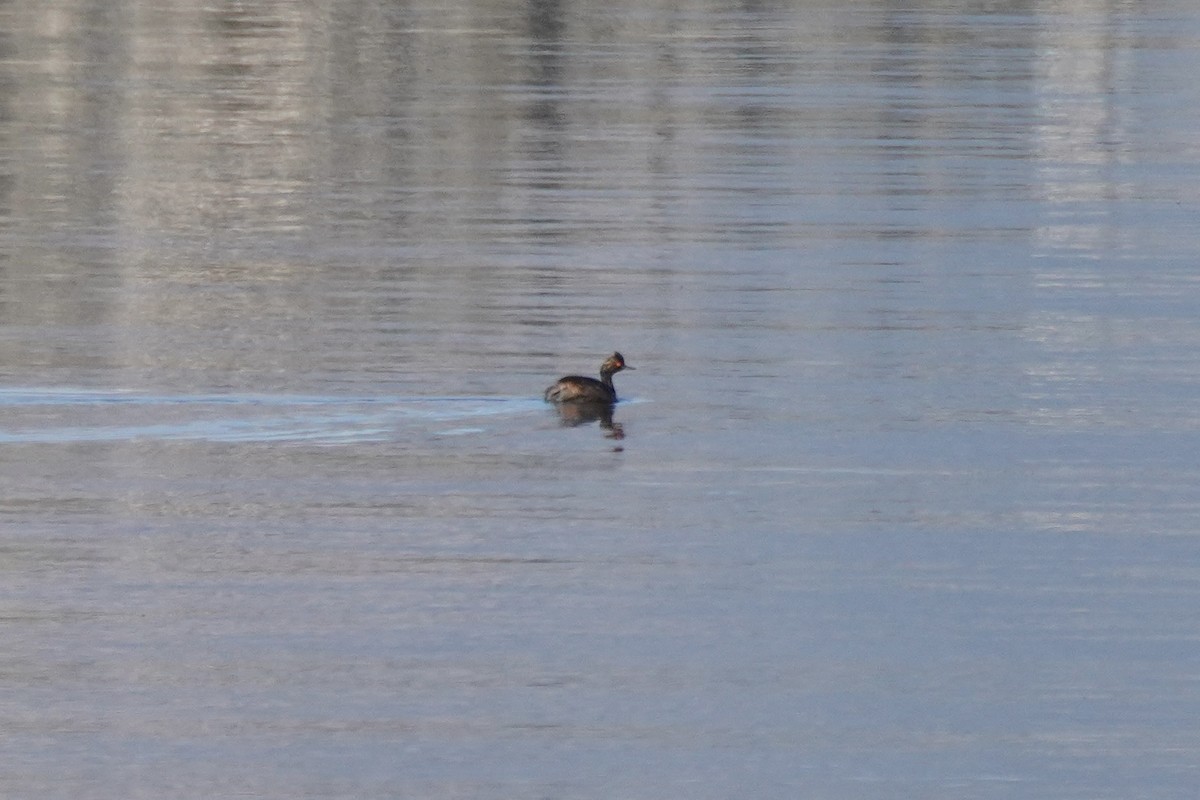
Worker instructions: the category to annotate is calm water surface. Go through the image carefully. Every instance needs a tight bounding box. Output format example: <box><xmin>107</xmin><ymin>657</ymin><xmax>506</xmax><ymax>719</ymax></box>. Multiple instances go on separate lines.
<box><xmin>2</xmin><ymin>1</ymin><xmax>1200</xmax><ymax>797</ymax></box>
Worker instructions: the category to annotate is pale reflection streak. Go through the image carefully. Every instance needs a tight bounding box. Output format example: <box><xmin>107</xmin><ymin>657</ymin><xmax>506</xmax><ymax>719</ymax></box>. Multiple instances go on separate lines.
<box><xmin>1032</xmin><ymin>1</ymin><xmax>1133</xmax><ymax>257</ymax></box>
<box><xmin>1023</xmin><ymin>4</ymin><xmax>1138</xmax><ymax>431</ymax></box>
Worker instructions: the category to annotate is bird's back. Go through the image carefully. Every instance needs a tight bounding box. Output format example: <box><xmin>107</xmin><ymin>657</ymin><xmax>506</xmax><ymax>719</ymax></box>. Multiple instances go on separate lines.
<box><xmin>544</xmin><ymin>375</ymin><xmax>614</xmax><ymax>403</ymax></box>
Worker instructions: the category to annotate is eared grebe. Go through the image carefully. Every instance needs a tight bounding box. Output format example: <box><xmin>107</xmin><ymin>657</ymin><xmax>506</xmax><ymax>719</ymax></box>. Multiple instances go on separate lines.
<box><xmin>544</xmin><ymin>352</ymin><xmax>634</xmax><ymax>404</ymax></box>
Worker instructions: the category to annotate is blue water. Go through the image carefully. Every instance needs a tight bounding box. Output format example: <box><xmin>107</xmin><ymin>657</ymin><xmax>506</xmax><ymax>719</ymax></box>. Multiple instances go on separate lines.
<box><xmin>2</xmin><ymin>1</ymin><xmax>1200</xmax><ymax>798</ymax></box>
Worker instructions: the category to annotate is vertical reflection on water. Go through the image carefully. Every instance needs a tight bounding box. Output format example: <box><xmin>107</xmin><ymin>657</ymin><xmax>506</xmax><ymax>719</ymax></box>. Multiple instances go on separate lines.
<box><xmin>516</xmin><ymin>0</ymin><xmax>571</xmax><ymax>249</ymax></box>
<box><xmin>1022</xmin><ymin>7</ymin><xmax>1200</xmax><ymax>434</ymax></box>
<box><xmin>1033</xmin><ymin>7</ymin><xmax>1132</xmax><ymax>257</ymax></box>
<box><xmin>127</xmin><ymin>4</ymin><xmax>318</xmax><ymax>243</ymax></box>
<box><xmin>0</xmin><ymin>22</ymin><xmax>13</xmax><ymax>272</ymax></box>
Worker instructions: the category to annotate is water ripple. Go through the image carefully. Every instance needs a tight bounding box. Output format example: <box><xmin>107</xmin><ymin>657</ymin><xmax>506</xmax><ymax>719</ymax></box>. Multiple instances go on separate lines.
<box><xmin>0</xmin><ymin>388</ymin><xmax>542</xmax><ymax>444</ymax></box>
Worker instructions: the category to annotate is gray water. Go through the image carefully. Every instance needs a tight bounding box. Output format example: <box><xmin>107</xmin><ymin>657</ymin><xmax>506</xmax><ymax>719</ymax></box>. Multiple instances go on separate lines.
<box><xmin>3</xmin><ymin>1</ymin><xmax>1200</xmax><ymax>797</ymax></box>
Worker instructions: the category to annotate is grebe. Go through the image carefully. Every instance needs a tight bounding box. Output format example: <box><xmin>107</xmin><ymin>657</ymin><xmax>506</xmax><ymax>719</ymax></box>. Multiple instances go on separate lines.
<box><xmin>544</xmin><ymin>352</ymin><xmax>634</xmax><ymax>404</ymax></box>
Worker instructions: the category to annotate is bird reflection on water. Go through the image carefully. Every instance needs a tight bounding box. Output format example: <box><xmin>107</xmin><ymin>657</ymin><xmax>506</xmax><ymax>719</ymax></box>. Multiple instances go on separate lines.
<box><xmin>550</xmin><ymin>398</ymin><xmax>625</xmax><ymax>440</ymax></box>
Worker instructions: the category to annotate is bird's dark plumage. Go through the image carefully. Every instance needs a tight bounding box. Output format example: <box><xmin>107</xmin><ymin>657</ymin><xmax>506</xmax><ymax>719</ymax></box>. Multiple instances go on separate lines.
<box><xmin>544</xmin><ymin>352</ymin><xmax>634</xmax><ymax>404</ymax></box>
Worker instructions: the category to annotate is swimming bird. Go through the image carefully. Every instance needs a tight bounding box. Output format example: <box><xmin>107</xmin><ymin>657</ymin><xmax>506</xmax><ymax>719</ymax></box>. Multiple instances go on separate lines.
<box><xmin>544</xmin><ymin>352</ymin><xmax>634</xmax><ymax>404</ymax></box>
